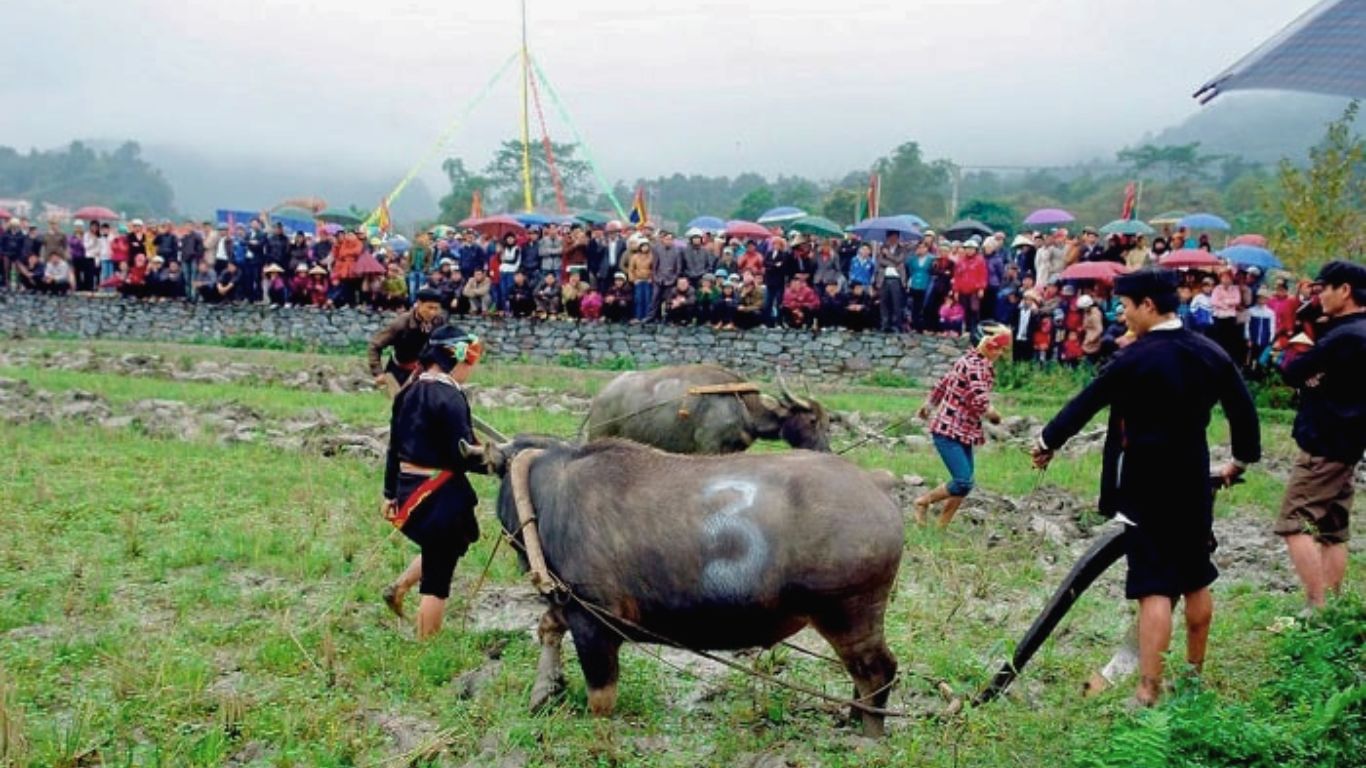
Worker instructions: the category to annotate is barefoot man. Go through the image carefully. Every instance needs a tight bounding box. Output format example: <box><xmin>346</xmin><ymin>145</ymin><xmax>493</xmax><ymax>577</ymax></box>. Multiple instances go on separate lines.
<box><xmin>1031</xmin><ymin>268</ymin><xmax>1261</xmax><ymax>706</ymax></box>
<box><xmin>381</xmin><ymin>326</ymin><xmax>486</xmax><ymax>638</ymax></box>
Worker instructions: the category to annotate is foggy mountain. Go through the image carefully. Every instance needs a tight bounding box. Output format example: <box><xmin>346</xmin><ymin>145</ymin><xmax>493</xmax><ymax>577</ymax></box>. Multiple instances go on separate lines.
<box><xmin>137</xmin><ymin>144</ymin><xmax>438</xmax><ymax>224</ymax></box>
<box><xmin>1138</xmin><ymin>93</ymin><xmax>1354</xmax><ymax>163</ymax></box>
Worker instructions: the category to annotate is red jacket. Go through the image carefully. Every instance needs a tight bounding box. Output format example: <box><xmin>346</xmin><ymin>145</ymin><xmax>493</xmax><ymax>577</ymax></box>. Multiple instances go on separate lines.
<box><xmin>952</xmin><ymin>254</ymin><xmax>988</xmax><ymax>295</ymax></box>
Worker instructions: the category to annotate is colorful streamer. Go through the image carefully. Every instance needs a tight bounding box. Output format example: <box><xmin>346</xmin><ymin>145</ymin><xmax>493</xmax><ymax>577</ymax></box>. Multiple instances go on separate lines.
<box><xmin>528</xmin><ymin>68</ymin><xmax>568</xmax><ymax>214</ymax></box>
<box><xmin>529</xmin><ymin>55</ymin><xmax>628</xmax><ymax>220</ymax></box>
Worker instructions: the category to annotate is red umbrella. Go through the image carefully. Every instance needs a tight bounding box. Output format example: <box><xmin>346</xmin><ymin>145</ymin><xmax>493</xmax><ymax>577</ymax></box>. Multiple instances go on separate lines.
<box><xmin>1059</xmin><ymin>261</ymin><xmax>1131</xmax><ymax>283</ymax></box>
<box><xmin>463</xmin><ymin>215</ymin><xmax>525</xmax><ymax>240</ymax></box>
<box><xmin>724</xmin><ymin>220</ymin><xmax>774</xmax><ymax>239</ymax></box>
<box><xmin>351</xmin><ymin>250</ymin><xmax>387</xmax><ymax>278</ymax></box>
<box><xmin>73</xmin><ymin>205</ymin><xmax>120</xmax><ymax>221</ymax></box>
<box><xmin>1228</xmin><ymin>233</ymin><xmax>1267</xmax><ymax>247</ymax></box>
<box><xmin>1161</xmin><ymin>249</ymin><xmax>1223</xmax><ymax>269</ymax></box>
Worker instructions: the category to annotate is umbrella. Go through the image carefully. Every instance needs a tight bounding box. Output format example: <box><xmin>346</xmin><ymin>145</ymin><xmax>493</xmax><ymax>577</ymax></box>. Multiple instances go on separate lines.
<box><xmin>464</xmin><ymin>215</ymin><xmax>526</xmax><ymax>240</ymax></box>
<box><xmin>1149</xmin><ymin>210</ymin><xmax>1188</xmax><ymax>226</ymax></box>
<box><xmin>1023</xmin><ymin>208</ymin><xmax>1075</xmax><ymax>226</ymax></box>
<box><xmin>1228</xmin><ymin>233</ymin><xmax>1268</xmax><ymax>247</ymax></box>
<box><xmin>513</xmin><ymin>212</ymin><xmax>557</xmax><ymax>227</ymax></box>
<box><xmin>724</xmin><ymin>220</ymin><xmax>775</xmax><ymax>239</ymax></box>
<box><xmin>686</xmin><ymin>215</ymin><xmax>727</xmax><ymax>234</ymax></box>
<box><xmin>0</xmin><ymin>208</ymin><xmax>11</xmax><ymax>220</ymax></box>
<box><xmin>352</xmin><ymin>250</ymin><xmax>387</xmax><ymax>277</ymax></box>
<box><xmin>943</xmin><ymin>219</ymin><xmax>993</xmax><ymax>241</ymax></box>
<box><xmin>321</xmin><ymin>223</ymin><xmax>343</xmax><ymax>235</ymax></box>
<box><xmin>73</xmin><ymin>205</ymin><xmax>119</xmax><ymax>221</ymax></box>
<box><xmin>430</xmin><ymin>224</ymin><xmax>456</xmax><ymax>238</ymax></box>
<box><xmin>1099</xmin><ymin>219</ymin><xmax>1156</xmax><ymax>236</ymax></box>
<box><xmin>851</xmin><ymin>216</ymin><xmax>921</xmax><ymax>242</ymax></box>
<box><xmin>386</xmin><ymin>235</ymin><xmax>411</xmax><ymax>255</ymax></box>
<box><xmin>317</xmin><ymin>207</ymin><xmax>364</xmax><ymax>226</ymax></box>
<box><xmin>788</xmin><ymin>215</ymin><xmax>844</xmax><ymax>238</ymax></box>
<box><xmin>1161</xmin><ymin>249</ymin><xmax>1223</xmax><ymax>269</ymax></box>
<box><xmin>1220</xmin><ymin>245</ymin><xmax>1283</xmax><ymax>271</ymax></box>
<box><xmin>270</xmin><ymin>206</ymin><xmax>317</xmax><ymax>222</ymax></box>
<box><xmin>756</xmin><ymin>206</ymin><xmax>807</xmax><ymax>225</ymax></box>
<box><xmin>894</xmin><ymin>213</ymin><xmax>930</xmax><ymax>229</ymax></box>
<box><xmin>1059</xmin><ymin>261</ymin><xmax>1131</xmax><ymax>283</ymax></box>
<box><xmin>574</xmin><ymin>211</ymin><xmax>611</xmax><ymax>226</ymax></box>
<box><xmin>1177</xmin><ymin>212</ymin><xmax>1231</xmax><ymax>231</ymax></box>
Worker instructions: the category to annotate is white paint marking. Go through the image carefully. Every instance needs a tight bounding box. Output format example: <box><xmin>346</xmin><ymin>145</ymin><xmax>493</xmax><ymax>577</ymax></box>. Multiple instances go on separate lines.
<box><xmin>699</xmin><ymin>478</ymin><xmax>769</xmax><ymax>603</ymax></box>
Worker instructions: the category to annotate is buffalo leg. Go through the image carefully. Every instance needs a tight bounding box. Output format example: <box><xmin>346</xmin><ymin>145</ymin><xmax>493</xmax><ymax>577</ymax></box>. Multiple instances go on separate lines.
<box><xmin>529</xmin><ymin>608</ymin><xmax>568</xmax><ymax>713</ymax></box>
<box><xmin>567</xmin><ymin>612</ymin><xmax>623</xmax><ymax>716</ymax></box>
<box><xmin>813</xmin><ymin>602</ymin><xmax>897</xmax><ymax>737</ymax></box>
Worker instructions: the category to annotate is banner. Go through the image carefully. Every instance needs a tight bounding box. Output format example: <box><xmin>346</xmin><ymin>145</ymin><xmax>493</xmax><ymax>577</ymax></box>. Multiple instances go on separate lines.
<box><xmin>216</xmin><ymin>209</ymin><xmax>316</xmax><ymax>236</ymax></box>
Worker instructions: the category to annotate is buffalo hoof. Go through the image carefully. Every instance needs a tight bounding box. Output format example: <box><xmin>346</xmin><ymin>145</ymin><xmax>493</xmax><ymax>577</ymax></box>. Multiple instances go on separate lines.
<box><xmin>528</xmin><ymin>673</ymin><xmax>566</xmax><ymax>713</ymax></box>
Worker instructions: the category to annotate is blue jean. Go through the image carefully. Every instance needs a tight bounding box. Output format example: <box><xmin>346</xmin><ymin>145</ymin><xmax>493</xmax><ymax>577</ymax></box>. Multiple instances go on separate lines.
<box><xmin>932</xmin><ymin>433</ymin><xmax>975</xmax><ymax>497</ymax></box>
<box><xmin>499</xmin><ymin>272</ymin><xmax>517</xmax><ymax>311</ymax></box>
<box><xmin>632</xmin><ymin>282</ymin><xmax>653</xmax><ymax>321</ymax></box>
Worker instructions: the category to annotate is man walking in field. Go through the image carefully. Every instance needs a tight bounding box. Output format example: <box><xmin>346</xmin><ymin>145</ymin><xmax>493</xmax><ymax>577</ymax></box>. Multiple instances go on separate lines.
<box><xmin>1032</xmin><ymin>268</ymin><xmax>1261</xmax><ymax>706</ymax></box>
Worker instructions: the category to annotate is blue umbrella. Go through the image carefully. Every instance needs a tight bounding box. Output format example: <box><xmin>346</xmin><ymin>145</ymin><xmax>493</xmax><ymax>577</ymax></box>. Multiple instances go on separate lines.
<box><xmin>894</xmin><ymin>213</ymin><xmax>929</xmax><ymax>229</ymax></box>
<box><xmin>686</xmin><ymin>215</ymin><xmax>727</xmax><ymax>234</ymax></box>
<box><xmin>1178</xmin><ymin>212</ymin><xmax>1231</xmax><ymax>231</ymax></box>
<box><xmin>513</xmin><ymin>212</ymin><xmax>556</xmax><ymax>227</ymax></box>
<box><xmin>1220</xmin><ymin>245</ymin><xmax>1282</xmax><ymax>271</ymax></box>
<box><xmin>851</xmin><ymin>216</ymin><xmax>921</xmax><ymax>242</ymax></box>
<box><xmin>757</xmin><ymin>206</ymin><xmax>808</xmax><ymax>225</ymax></box>
<box><xmin>385</xmin><ymin>235</ymin><xmax>410</xmax><ymax>255</ymax></box>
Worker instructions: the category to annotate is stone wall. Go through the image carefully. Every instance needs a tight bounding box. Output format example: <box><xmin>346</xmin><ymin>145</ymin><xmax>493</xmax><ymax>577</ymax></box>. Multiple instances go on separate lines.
<box><xmin>0</xmin><ymin>293</ymin><xmax>966</xmax><ymax>379</ymax></box>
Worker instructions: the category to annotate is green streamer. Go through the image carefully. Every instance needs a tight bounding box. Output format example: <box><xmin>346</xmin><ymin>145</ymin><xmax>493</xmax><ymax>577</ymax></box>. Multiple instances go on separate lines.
<box><xmin>529</xmin><ymin>55</ymin><xmax>628</xmax><ymax>220</ymax></box>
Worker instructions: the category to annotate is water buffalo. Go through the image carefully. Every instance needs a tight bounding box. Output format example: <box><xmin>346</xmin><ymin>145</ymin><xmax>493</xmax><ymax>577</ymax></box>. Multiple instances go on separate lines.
<box><xmin>462</xmin><ymin>435</ymin><xmax>903</xmax><ymax>735</ymax></box>
<box><xmin>585</xmin><ymin>364</ymin><xmax>830</xmax><ymax>454</ymax></box>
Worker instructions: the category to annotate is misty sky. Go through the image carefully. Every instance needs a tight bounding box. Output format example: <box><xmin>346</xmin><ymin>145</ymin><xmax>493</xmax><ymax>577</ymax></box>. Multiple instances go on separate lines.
<box><xmin>4</xmin><ymin>0</ymin><xmax>1320</xmax><ymax>184</ymax></box>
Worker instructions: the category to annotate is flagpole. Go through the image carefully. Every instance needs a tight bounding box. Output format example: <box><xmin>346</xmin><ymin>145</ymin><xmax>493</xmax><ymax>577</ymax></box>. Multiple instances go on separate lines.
<box><xmin>519</xmin><ymin>0</ymin><xmax>534</xmax><ymax>212</ymax></box>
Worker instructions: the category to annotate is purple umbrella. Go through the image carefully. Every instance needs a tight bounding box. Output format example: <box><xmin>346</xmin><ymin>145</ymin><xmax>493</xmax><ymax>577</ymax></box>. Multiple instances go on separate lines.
<box><xmin>1024</xmin><ymin>208</ymin><xmax>1075</xmax><ymax>226</ymax></box>
<box><xmin>322</xmin><ymin>223</ymin><xmax>343</xmax><ymax>235</ymax></box>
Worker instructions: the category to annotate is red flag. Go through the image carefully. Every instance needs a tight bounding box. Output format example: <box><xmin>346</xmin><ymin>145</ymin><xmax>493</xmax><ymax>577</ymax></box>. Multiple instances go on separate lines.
<box><xmin>1120</xmin><ymin>181</ymin><xmax>1137</xmax><ymax>220</ymax></box>
<box><xmin>866</xmin><ymin>173</ymin><xmax>881</xmax><ymax>219</ymax></box>
<box><xmin>469</xmin><ymin>189</ymin><xmax>484</xmax><ymax>220</ymax></box>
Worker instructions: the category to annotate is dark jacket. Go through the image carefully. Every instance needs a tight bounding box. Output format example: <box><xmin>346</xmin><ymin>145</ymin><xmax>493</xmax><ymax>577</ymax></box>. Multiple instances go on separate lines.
<box><xmin>181</xmin><ymin>231</ymin><xmax>205</xmax><ymax>263</ymax></box>
<box><xmin>0</xmin><ymin>229</ymin><xmax>24</xmax><ymax>259</ymax></box>
<box><xmin>383</xmin><ymin>373</ymin><xmax>479</xmax><ymax>512</ymax></box>
<box><xmin>153</xmin><ymin>232</ymin><xmax>179</xmax><ymax>262</ymax></box>
<box><xmin>457</xmin><ymin>244</ymin><xmax>486</xmax><ymax>277</ymax></box>
<box><xmin>1283</xmin><ymin>312</ymin><xmax>1366</xmax><ymax>463</ymax></box>
<box><xmin>367</xmin><ymin>311</ymin><xmax>446</xmax><ymax>376</ymax></box>
<box><xmin>265</xmin><ymin>233</ymin><xmax>290</xmax><ymax>265</ymax></box>
<box><xmin>762</xmin><ymin>248</ymin><xmax>793</xmax><ymax>288</ymax></box>
<box><xmin>1041</xmin><ymin>325</ymin><xmax>1260</xmax><ymax>530</ymax></box>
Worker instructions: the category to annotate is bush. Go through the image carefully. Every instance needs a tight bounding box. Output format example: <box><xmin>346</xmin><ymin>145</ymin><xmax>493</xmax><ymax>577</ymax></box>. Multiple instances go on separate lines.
<box><xmin>1074</xmin><ymin>597</ymin><xmax>1366</xmax><ymax>768</ymax></box>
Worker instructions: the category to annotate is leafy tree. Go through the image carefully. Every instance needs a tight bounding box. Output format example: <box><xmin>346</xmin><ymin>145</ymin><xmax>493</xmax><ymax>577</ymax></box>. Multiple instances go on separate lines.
<box><xmin>820</xmin><ymin>188</ymin><xmax>862</xmax><ymax>225</ymax></box>
<box><xmin>1117</xmin><ymin>142</ymin><xmax>1217</xmax><ymax>182</ymax></box>
<box><xmin>956</xmin><ymin>199</ymin><xmax>1018</xmax><ymax>236</ymax></box>
<box><xmin>731</xmin><ymin>187</ymin><xmax>775</xmax><ymax>221</ymax></box>
<box><xmin>1267</xmin><ymin>101</ymin><xmax>1366</xmax><ymax>272</ymax></box>
<box><xmin>0</xmin><ymin>140</ymin><xmax>176</xmax><ymax>218</ymax></box>
<box><xmin>436</xmin><ymin>158</ymin><xmax>492</xmax><ymax>225</ymax></box>
<box><xmin>871</xmin><ymin>142</ymin><xmax>951</xmax><ymax>222</ymax></box>
<box><xmin>480</xmin><ymin>139</ymin><xmax>594</xmax><ymax>211</ymax></box>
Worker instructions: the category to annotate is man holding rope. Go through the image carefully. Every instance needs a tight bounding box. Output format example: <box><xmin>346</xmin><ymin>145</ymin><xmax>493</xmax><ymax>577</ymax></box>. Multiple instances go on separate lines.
<box><xmin>380</xmin><ymin>325</ymin><xmax>487</xmax><ymax>639</ymax></box>
<box><xmin>1032</xmin><ymin>268</ymin><xmax>1260</xmax><ymax>706</ymax></box>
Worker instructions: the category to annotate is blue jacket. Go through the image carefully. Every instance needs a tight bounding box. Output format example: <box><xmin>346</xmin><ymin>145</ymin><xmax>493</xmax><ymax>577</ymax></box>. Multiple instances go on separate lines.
<box><xmin>848</xmin><ymin>255</ymin><xmax>875</xmax><ymax>286</ymax></box>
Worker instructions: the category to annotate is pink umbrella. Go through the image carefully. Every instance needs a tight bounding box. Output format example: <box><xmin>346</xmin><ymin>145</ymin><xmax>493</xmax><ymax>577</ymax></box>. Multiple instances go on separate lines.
<box><xmin>724</xmin><ymin>220</ymin><xmax>774</xmax><ymax>239</ymax></box>
<box><xmin>1059</xmin><ymin>261</ymin><xmax>1130</xmax><ymax>283</ymax></box>
<box><xmin>351</xmin><ymin>250</ymin><xmax>387</xmax><ymax>278</ymax></box>
<box><xmin>1023</xmin><ymin>208</ymin><xmax>1075</xmax><ymax>226</ymax></box>
<box><xmin>463</xmin><ymin>215</ymin><xmax>525</xmax><ymax>240</ymax></box>
<box><xmin>0</xmin><ymin>208</ymin><xmax>12</xmax><ymax>220</ymax></box>
<box><xmin>1161</xmin><ymin>249</ymin><xmax>1223</xmax><ymax>269</ymax></box>
<box><xmin>1228</xmin><ymin>233</ymin><xmax>1267</xmax><ymax>247</ymax></box>
<box><xmin>73</xmin><ymin>205</ymin><xmax>120</xmax><ymax>221</ymax></box>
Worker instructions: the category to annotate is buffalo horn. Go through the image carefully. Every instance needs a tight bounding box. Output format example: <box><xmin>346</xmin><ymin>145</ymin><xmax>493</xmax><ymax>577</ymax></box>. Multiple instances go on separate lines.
<box><xmin>775</xmin><ymin>367</ymin><xmax>812</xmax><ymax>410</ymax></box>
<box><xmin>458</xmin><ymin>439</ymin><xmax>486</xmax><ymax>461</ymax></box>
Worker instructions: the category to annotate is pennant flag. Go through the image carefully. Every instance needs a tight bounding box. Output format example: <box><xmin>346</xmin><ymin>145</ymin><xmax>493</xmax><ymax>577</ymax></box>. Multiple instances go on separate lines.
<box><xmin>377</xmin><ymin>196</ymin><xmax>392</xmax><ymax>234</ymax></box>
<box><xmin>1120</xmin><ymin>181</ymin><xmax>1137</xmax><ymax>221</ymax></box>
<box><xmin>854</xmin><ymin>194</ymin><xmax>867</xmax><ymax>223</ymax></box>
<box><xmin>866</xmin><ymin>174</ymin><xmax>881</xmax><ymax>220</ymax></box>
<box><xmin>628</xmin><ymin>185</ymin><xmax>648</xmax><ymax>226</ymax></box>
<box><xmin>469</xmin><ymin>189</ymin><xmax>484</xmax><ymax>220</ymax></box>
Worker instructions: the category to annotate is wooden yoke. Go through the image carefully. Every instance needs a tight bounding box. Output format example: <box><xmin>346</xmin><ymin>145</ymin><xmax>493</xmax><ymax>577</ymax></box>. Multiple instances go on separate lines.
<box><xmin>678</xmin><ymin>382</ymin><xmax>761</xmax><ymax>420</ymax></box>
<box><xmin>509</xmin><ymin>449</ymin><xmax>557</xmax><ymax>595</ymax></box>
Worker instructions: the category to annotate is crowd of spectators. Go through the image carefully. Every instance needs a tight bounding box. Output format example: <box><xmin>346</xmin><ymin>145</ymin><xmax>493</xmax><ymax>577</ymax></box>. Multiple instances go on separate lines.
<box><xmin>0</xmin><ymin>215</ymin><xmax>1306</xmax><ymax>372</ymax></box>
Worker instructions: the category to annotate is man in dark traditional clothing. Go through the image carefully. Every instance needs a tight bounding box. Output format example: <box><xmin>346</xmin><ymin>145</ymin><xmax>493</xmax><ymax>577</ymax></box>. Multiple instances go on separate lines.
<box><xmin>367</xmin><ymin>287</ymin><xmax>447</xmax><ymax>396</ymax></box>
<box><xmin>380</xmin><ymin>325</ymin><xmax>486</xmax><ymax>638</ymax></box>
<box><xmin>1032</xmin><ymin>267</ymin><xmax>1261</xmax><ymax>706</ymax></box>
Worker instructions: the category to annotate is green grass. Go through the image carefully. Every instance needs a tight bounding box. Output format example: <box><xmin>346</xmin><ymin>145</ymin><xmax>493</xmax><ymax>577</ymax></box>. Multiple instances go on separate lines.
<box><xmin>0</xmin><ymin>340</ymin><xmax>1359</xmax><ymax>766</ymax></box>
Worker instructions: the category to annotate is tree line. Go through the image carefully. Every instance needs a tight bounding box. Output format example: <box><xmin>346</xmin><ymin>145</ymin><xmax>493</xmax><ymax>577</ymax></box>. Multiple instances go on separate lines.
<box><xmin>0</xmin><ymin>141</ymin><xmax>176</xmax><ymax>219</ymax></box>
